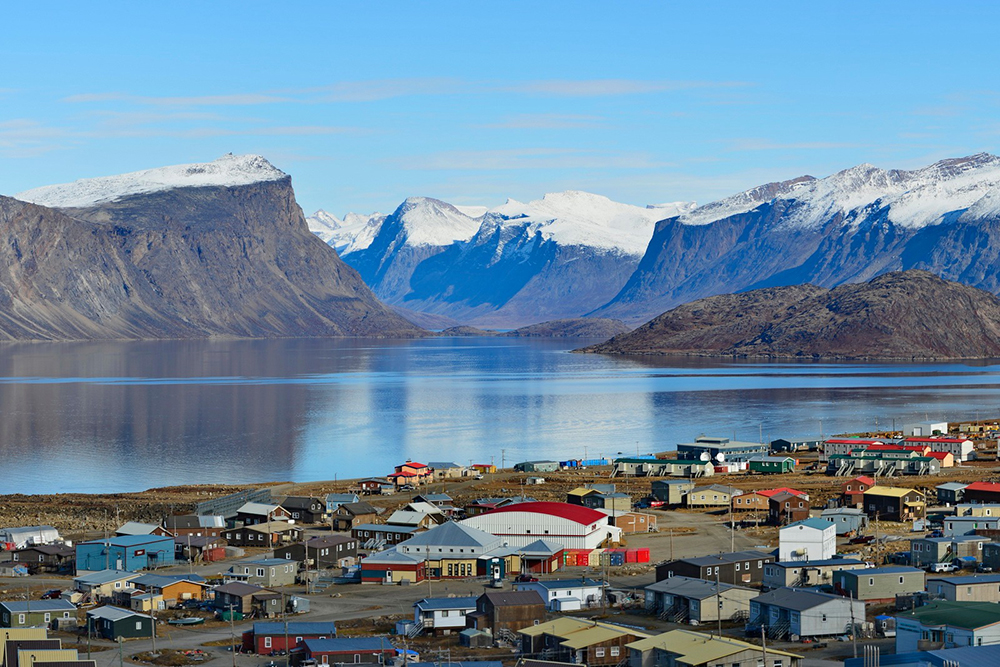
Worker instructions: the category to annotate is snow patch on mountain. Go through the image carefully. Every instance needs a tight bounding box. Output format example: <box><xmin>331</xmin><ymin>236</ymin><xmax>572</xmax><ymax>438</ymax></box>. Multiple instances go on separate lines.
<box><xmin>16</xmin><ymin>154</ymin><xmax>287</xmax><ymax>208</ymax></box>
<box><xmin>677</xmin><ymin>153</ymin><xmax>1000</xmax><ymax>231</ymax></box>
<box><xmin>307</xmin><ymin>209</ymin><xmax>385</xmax><ymax>254</ymax></box>
<box><xmin>453</xmin><ymin>205</ymin><xmax>489</xmax><ymax>218</ymax></box>
<box><xmin>391</xmin><ymin>197</ymin><xmax>482</xmax><ymax>247</ymax></box>
<box><xmin>489</xmin><ymin>190</ymin><xmax>687</xmax><ymax>255</ymax></box>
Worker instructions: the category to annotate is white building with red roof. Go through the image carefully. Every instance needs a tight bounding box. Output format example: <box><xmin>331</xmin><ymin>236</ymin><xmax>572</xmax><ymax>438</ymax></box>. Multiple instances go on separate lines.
<box><xmin>902</xmin><ymin>437</ymin><xmax>974</xmax><ymax>462</ymax></box>
<box><xmin>822</xmin><ymin>438</ymin><xmax>884</xmax><ymax>459</ymax></box>
<box><xmin>459</xmin><ymin>501</ymin><xmax>622</xmax><ymax>549</ymax></box>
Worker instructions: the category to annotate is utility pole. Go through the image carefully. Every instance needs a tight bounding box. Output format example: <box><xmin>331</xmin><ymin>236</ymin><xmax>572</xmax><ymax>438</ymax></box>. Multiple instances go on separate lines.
<box><xmin>150</xmin><ymin>610</ymin><xmax>157</xmax><ymax>657</ymax></box>
<box><xmin>282</xmin><ymin>590</ymin><xmax>290</xmax><ymax>667</ymax></box>
<box><xmin>715</xmin><ymin>567</ymin><xmax>722</xmax><ymax>638</ymax></box>
<box><xmin>760</xmin><ymin>625</ymin><xmax>768</xmax><ymax>667</ymax></box>
<box><xmin>729</xmin><ymin>495</ymin><xmax>735</xmax><ymax>553</ymax></box>
<box><xmin>229</xmin><ymin>603</ymin><xmax>237</xmax><ymax>667</ymax></box>
<box><xmin>849</xmin><ymin>590</ymin><xmax>858</xmax><ymax>659</ymax></box>
<box><xmin>118</xmin><ymin>637</ymin><xmax>124</xmax><ymax>667</ymax></box>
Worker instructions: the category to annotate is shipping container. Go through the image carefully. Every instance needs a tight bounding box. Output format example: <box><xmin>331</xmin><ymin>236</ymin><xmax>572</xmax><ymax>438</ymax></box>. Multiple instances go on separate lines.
<box><xmin>636</xmin><ymin>548</ymin><xmax>650</xmax><ymax>563</ymax></box>
<box><xmin>588</xmin><ymin>549</ymin><xmax>603</xmax><ymax>567</ymax></box>
<box><xmin>625</xmin><ymin>549</ymin><xmax>638</xmax><ymax>563</ymax></box>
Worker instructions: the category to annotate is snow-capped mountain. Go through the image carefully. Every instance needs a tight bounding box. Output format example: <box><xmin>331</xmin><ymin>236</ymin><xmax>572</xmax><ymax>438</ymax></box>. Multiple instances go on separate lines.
<box><xmin>592</xmin><ymin>153</ymin><xmax>1000</xmax><ymax>322</ymax></box>
<box><xmin>16</xmin><ymin>153</ymin><xmax>286</xmax><ymax>208</ymax></box>
<box><xmin>322</xmin><ymin>191</ymin><xmax>692</xmax><ymax>327</ymax></box>
<box><xmin>307</xmin><ymin>209</ymin><xmax>386</xmax><ymax>255</ymax></box>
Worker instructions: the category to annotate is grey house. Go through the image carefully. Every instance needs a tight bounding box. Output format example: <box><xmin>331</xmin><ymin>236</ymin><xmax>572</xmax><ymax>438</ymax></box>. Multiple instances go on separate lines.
<box><xmin>748</xmin><ymin>588</ymin><xmax>865</xmax><ymax>640</ymax></box>
<box><xmin>226</xmin><ymin>558</ymin><xmax>297</xmax><ymax>587</ymax></box>
<box><xmin>650</xmin><ymin>479</ymin><xmax>694</xmax><ymax>505</ymax></box>
<box><xmin>819</xmin><ymin>508</ymin><xmax>868</xmax><ymax>536</ymax></box>
<box><xmin>927</xmin><ymin>574</ymin><xmax>1000</xmax><ymax>602</ymax></box>
<box><xmin>762</xmin><ymin>558</ymin><xmax>867</xmax><ymax>590</ymax></box>
<box><xmin>832</xmin><ymin>566</ymin><xmax>925</xmax><ymax>602</ymax></box>
<box><xmin>982</xmin><ymin>543</ymin><xmax>1000</xmax><ymax>570</ymax></box>
<box><xmin>643</xmin><ymin>576</ymin><xmax>755</xmax><ymax>624</ymax></box>
<box><xmin>936</xmin><ymin>483</ymin><xmax>968</xmax><ymax>505</ymax></box>
<box><xmin>944</xmin><ymin>516</ymin><xmax>1000</xmax><ymax>537</ymax></box>
<box><xmin>911</xmin><ymin>535</ymin><xmax>985</xmax><ymax>569</ymax></box>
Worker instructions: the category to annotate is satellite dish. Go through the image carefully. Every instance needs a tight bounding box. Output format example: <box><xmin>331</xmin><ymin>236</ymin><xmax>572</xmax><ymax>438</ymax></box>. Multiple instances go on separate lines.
<box><xmin>715</xmin><ymin>453</ymin><xmax>726</xmax><ymax>462</ymax></box>
<box><xmin>699</xmin><ymin>452</ymin><xmax>711</xmax><ymax>462</ymax></box>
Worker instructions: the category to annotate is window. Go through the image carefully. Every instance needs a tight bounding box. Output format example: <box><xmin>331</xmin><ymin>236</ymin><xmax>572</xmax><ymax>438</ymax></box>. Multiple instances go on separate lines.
<box><xmin>595</xmin><ymin>648</ymin><xmax>605</xmax><ymax>658</ymax></box>
<box><xmin>18</xmin><ymin>614</ymin><xmax>25</xmax><ymax>625</ymax></box>
<box><xmin>353</xmin><ymin>656</ymin><xmax>361</xmax><ymax>664</ymax></box>
<box><xmin>900</xmin><ymin>577</ymin><xmax>904</xmax><ymax>584</ymax></box>
<box><xmin>821</xmin><ymin>614</ymin><xmax>827</xmax><ymax>622</ymax></box>
<box><xmin>136</xmin><ymin>621</ymin><xmax>142</xmax><ymax>630</ymax></box>
<box><xmin>265</xmin><ymin>637</ymin><xmax>272</xmax><ymax>648</ymax></box>
<box><xmin>44</xmin><ymin>613</ymin><xmax>50</xmax><ymax>622</ymax></box>
<box><xmin>869</xmin><ymin>578</ymin><xmax>874</xmax><ymax>586</ymax></box>
<box><xmin>257</xmin><ymin>568</ymin><xmax>265</xmax><ymax>577</ymax></box>
<box><xmin>115</xmin><ymin>582</ymin><xmax>122</xmax><ymax>589</ymax></box>
<box><xmin>758</xmin><ymin>561</ymin><xmax>763</xmax><ymax>568</ymax></box>
<box><xmin>611</xmin><ymin>647</ymin><xmax>620</xmax><ymax>657</ymax></box>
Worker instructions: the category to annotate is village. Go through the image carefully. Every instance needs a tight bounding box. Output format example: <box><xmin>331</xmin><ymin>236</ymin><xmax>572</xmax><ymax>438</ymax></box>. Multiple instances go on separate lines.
<box><xmin>3</xmin><ymin>419</ymin><xmax>1000</xmax><ymax>667</ymax></box>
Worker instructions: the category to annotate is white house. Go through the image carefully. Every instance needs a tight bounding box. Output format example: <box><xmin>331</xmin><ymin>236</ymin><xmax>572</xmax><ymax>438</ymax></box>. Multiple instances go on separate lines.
<box><xmin>895</xmin><ymin>600</ymin><xmax>1000</xmax><ymax>652</ymax></box>
<box><xmin>513</xmin><ymin>578</ymin><xmax>604</xmax><ymax>611</ymax></box>
<box><xmin>778</xmin><ymin>518</ymin><xmax>836</xmax><ymax>562</ymax></box>
<box><xmin>460</xmin><ymin>501</ymin><xmax>621</xmax><ymax>549</ymax></box>
<box><xmin>904</xmin><ymin>421</ymin><xmax>948</xmax><ymax>437</ymax></box>
<box><xmin>412</xmin><ymin>596</ymin><xmax>477</xmax><ymax>635</ymax></box>
<box><xmin>902</xmin><ymin>436</ymin><xmax>974</xmax><ymax>462</ymax></box>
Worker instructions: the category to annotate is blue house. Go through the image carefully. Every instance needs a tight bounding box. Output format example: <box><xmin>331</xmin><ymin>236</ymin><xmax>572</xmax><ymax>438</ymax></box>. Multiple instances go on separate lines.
<box><xmin>76</xmin><ymin>535</ymin><xmax>176</xmax><ymax>573</ymax></box>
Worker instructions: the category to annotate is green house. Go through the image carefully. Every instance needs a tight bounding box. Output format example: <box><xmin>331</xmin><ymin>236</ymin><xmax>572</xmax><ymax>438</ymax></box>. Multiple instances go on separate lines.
<box><xmin>749</xmin><ymin>456</ymin><xmax>795</xmax><ymax>474</ymax></box>
<box><xmin>0</xmin><ymin>600</ymin><xmax>77</xmax><ymax>628</ymax></box>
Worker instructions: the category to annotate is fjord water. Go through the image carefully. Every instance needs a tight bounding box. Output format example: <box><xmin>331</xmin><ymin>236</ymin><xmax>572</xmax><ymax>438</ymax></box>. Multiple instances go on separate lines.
<box><xmin>3</xmin><ymin>337</ymin><xmax>1000</xmax><ymax>494</ymax></box>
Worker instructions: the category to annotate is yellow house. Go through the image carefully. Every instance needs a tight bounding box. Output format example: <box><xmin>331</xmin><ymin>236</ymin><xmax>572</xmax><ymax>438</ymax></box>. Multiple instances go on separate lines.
<box><xmin>0</xmin><ymin>629</ymin><xmax>48</xmax><ymax>667</ymax></box>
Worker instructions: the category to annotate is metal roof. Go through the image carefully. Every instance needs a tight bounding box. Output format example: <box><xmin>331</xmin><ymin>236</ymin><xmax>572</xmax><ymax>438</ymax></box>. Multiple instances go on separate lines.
<box><xmin>519</xmin><ymin>578</ymin><xmax>603</xmax><ymax>591</ymax></box>
<box><xmin>782</xmin><ymin>518</ymin><xmax>835</xmax><ymax>531</ymax></box>
<box><xmin>115</xmin><ymin>522</ymin><xmax>162</xmax><ymax>535</ymax></box>
<box><xmin>413</xmin><ymin>596</ymin><xmax>478</xmax><ymax>611</ymax></box>
<box><xmin>73</xmin><ymin>570</ymin><xmax>140</xmax><ymax>586</ymax></box>
<box><xmin>352</xmin><ymin>523</ymin><xmax>419</xmax><ymax>533</ymax></box>
<box><xmin>772</xmin><ymin>557</ymin><xmax>863</xmax><ymax>569</ymax></box>
<box><xmin>627</xmin><ymin>629</ymin><xmax>799</xmax><ymax>661</ymax></box>
<box><xmin>478</xmin><ymin>501</ymin><xmax>607</xmax><ymax>525</ymax></box>
<box><xmin>672</xmin><ymin>550</ymin><xmax>772</xmax><ymax>567</ymax></box>
<box><xmin>0</xmin><ymin>600</ymin><xmax>76</xmax><ymax>613</ymax></box>
<box><xmin>253</xmin><ymin>621</ymin><xmax>336</xmax><ymax>636</ymax></box>
<box><xmin>85</xmin><ymin>605</ymin><xmax>151</xmax><ymax>621</ymax></box>
<box><xmin>752</xmin><ymin>587</ymin><xmax>854</xmax><ymax>611</ymax></box>
<box><xmin>645</xmin><ymin>576</ymin><xmax>753</xmax><ymax>599</ymax></box>
<box><xmin>303</xmin><ymin>638</ymin><xmax>390</xmax><ymax>653</ymax></box>
<box><xmin>404</xmin><ymin>521</ymin><xmax>500</xmax><ymax>549</ymax></box>
<box><xmin>840</xmin><ymin>566</ymin><xmax>922</xmax><ymax>576</ymax></box>
<box><xmin>897</xmin><ymin>600</ymin><xmax>1000</xmax><ymax>630</ymax></box>
<box><xmin>927</xmin><ymin>573</ymin><xmax>1000</xmax><ymax>585</ymax></box>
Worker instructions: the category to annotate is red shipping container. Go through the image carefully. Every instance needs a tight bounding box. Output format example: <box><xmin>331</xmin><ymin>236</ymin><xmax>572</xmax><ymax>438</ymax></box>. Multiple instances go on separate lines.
<box><xmin>576</xmin><ymin>551</ymin><xmax>591</xmax><ymax>567</ymax></box>
<box><xmin>637</xmin><ymin>548</ymin><xmax>650</xmax><ymax>563</ymax></box>
<box><xmin>625</xmin><ymin>549</ymin><xmax>638</xmax><ymax>563</ymax></box>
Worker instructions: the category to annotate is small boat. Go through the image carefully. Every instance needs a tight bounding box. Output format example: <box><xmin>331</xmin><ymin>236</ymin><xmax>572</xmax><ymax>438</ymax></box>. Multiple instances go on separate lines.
<box><xmin>168</xmin><ymin>617</ymin><xmax>206</xmax><ymax>626</ymax></box>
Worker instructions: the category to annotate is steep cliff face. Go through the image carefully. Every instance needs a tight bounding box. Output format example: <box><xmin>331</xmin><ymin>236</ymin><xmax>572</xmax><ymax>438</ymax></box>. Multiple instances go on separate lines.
<box><xmin>0</xmin><ymin>158</ymin><xmax>420</xmax><ymax>340</ymax></box>
<box><xmin>583</xmin><ymin>271</ymin><xmax>1000</xmax><ymax>360</ymax></box>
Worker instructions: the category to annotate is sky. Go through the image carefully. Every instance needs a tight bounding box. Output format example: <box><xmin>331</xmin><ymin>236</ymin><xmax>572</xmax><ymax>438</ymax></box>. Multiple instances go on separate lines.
<box><xmin>2</xmin><ymin>2</ymin><xmax>1000</xmax><ymax>216</ymax></box>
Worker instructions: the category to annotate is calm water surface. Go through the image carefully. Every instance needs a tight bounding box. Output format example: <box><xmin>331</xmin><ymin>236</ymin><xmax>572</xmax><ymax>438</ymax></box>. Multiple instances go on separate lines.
<box><xmin>3</xmin><ymin>337</ymin><xmax>1000</xmax><ymax>494</ymax></box>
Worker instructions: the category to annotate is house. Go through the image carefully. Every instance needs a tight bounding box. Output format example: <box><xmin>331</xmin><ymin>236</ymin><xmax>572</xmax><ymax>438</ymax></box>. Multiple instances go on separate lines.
<box><xmin>731</xmin><ymin>492</ymin><xmax>771</xmax><ymax>515</ymax></box>
<box><xmin>612</xmin><ymin>458</ymin><xmax>714</xmax><ymax>478</ymax></box>
<box><xmin>779</xmin><ymin>518</ymin><xmax>836</xmax><ymax>561</ymax></box>
<box><xmin>863</xmin><ymin>487</ymin><xmax>925</xmax><ymax>522</ymax></box>
<box><xmin>0</xmin><ymin>600</ymin><xmax>76</xmax><ymax>628</ymax></box>
<box><xmin>75</xmin><ymin>535</ymin><xmax>175</xmax><ymax>573</ymax></box>
<box><xmin>832</xmin><ymin>566</ymin><xmax>926</xmax><ymax>602</ymax></box>
<box><xmin>411</xmin><ymin>597</ymin><xmax>478</xmax><ymax>636</ymax></box>
<box><xmin>279</xmin><ymin>497</ymin><xmax>327</xmax><ymax>524</ymax></box>
<box><xmin>954</xmin><ymin>503</ymin><xmax>1000</xmax><ymax>517</ymax></box>
<box><xmin>519</xmin><ymin>617</ymin><xmax>650</xmax><ymax>667</ymax></box>
<box><xmin>226</xmin><ymin>558</ymin><xmax>297</xmax><ymax>588</ymax></box>
<box><xmin>300</xmin><ymin>638</ymin><xmax>395</xmax><ymax>666</ymax></box>
<box><xmin>163</xmin><ymin>515</ymin><xmax>224</xmax><ymax>538</ymax></box>
<box><xmin>331</xmin><ymin>502</ymin><xmax>380</xmax><ymax>532</ymax></box>
<box><xmin>982</xmin><ymin>542</ymin><xmax>1000</xmax><ymax>570</ymax></box>
<box><xmin>241</xmin><ymin>621</ymin><xmax>337</xmax><ymax>654</ymax></box>
<box><xmin>235</xmin><ymin>502</ymin><xmax>292</xmax><ymax>526</ymax></box>
<box><xmin>0</xmin><ymin>527</ymin><xmax>61</xmax><ymax>550</ymax></box>
<box><xmin>771</xmin><ymin>437</ymin><xmax>822</xmax><ymax>453</ymax></box>
<box><xmin>8</xmin><ymin>647</ymin><xmax>81</xmax><ymax>667</ymax></box>
<box><xmin>128</xmin><ymin>574</ymin><xmax>207</xmax><ymax>604</ymax></box>
<box><xmin>927</xmin><ymin>451</ymin><xmax>955</xmax><ymax>468</ymax></box>
<box><xmin>212</xmin><ymin>583</ymin><xmax>281</xmax><ymax>617</ymax></box>
<box><xmin>9</xmin><ymin>545</ymin><xmax>75</xmax><ymax>574</ymax></box>
<box><xmin>427</xmin><ymin>462</ymin><xmax>469</xmax><ymax>480</ymax></box>
<box><xmin>222</xmin><ymin>522</ymin><xmax>303</xmax><ymax>548</ymax></box>
<box><xmin>513</xmin><ymin>461</ymin><xmax>560</xmax><ymax>473</ymax></box>
<box><xmin>844</xmin><ymin>645</ymin><xmax>1000</xmax><ymax>667</ymax></box>
<box><xmin>826</xmin><ymin>449</ymin><xmax>940</xmax><ymax>477</ymax></box>
<box><xmin>960</xmin><ymin>481</ymin><xmax>1000</xmax><ymax>504</ymax></box>
<box><xmin>471</xmin><ymin>464</ymin><xmax>497</xmax><ymax>474</ymax></box>
<box><xmin>943</xmin><ymin>515</ymin><xmax>1000</xmax><ymax>537</ymax></box>
<box><xmin>383</xmin><ymin>510</ymin><xmax>445</xmax><ymax>530</ymax></box>
<box><xmin>391</xmin><ymin>462</ymin><xmax>433</xmax><ymax>485</ymax></box>
<box><xmin>273</xmin><ymin>535</ymin><xmax>359</xmax><ymax>569</ymax></box>
<box><xmin>467</xmin><ymin>590</ymin><xmax>546</xmax><ymax>634</ymax></box>
<box><xmin>820</xmin><ymin>508</ymin><xmax>869</xmax><ymax>535</ymax></box>
<box><xmin>489</xmin><ymin>539</ymin><xmax>565</xmax><ymax>575</ymax></box>
<box><xmin>894</xmin><ymin>600</ymin><xmax>1000</xmax><ymax>652</ymax></box>
<box><xmin>325</xmin><ymin>493</ymin><xmax>360</xmax><ymax>514</ymax></box>
<box><xmin>643</xmin><ymin>576</ymin><xmax>756</xmax><ymax>624</ymax></box>
<box><xmin>1</xmin><ymin>634</ymin><xmax>61</xmax><ymax>667</ymax></box>
<box><xmin>357</xmin><ymin>479</ymin><xmax>390</xmax><ymax>496</ymax></box>
<box><xmin>513</xmin><ymin>579</ymin><xmax>604</xmax><ymax>612</ymax></box>
<box><xmin>358</xmin><ymin>547</ymin><xmax>426</xmax><ymax>584</ymax></box>
<box><xmin>174</xmin><ymin>535</ymin><xmax>225</xmax><ymax>563</ymax></box>
<box><xmin>676</xmin><ymin>436</ymin><xmax>769</xmax><ymax>462</ymax></box>
<box><xmin>655</xmin><ymin>550</ymin><xmax>775</xmax><ymax>586</ymax></box>
<box><xmin>73</xmin><ymin>570</ymin><xmax>142</xmax><ymax>602</ymax></box>
<box><xmin>685</xmin><ymin>485</ymin><xmax>742</xmax><ymax>508</ymax></box>
<box><xmin>351</xmin><ymin>523</ymin><xmax>420</xmax><ymax>548</ymax></box>
<box><xmin>605</xmin><ymin>510</ymin><xmax>656</xmax><ymax>534</ymax></box>
<box><xmin>579</xmin><ymin>492</ymin><xmax>631</xmax><ymax>514</ymax></box>
<box><xmin>841</xmin><ymin>476</ymin><xmax>875</xmax><ymax>507</ymax></box>
<box><xmin>823</xmin><ymin>438</ymin><xmax>884</xmax><ymax>459</ymax></box>
<box><xmin>927</xmin><ymin>573</ymin><xmax>1000</xmax><ymax>602</ymax></box>
<box><xmin>626</xmin><ymin>629</ymin><xmax>801</xmax><ymax>667</ymax></box>
<box><xmin>910</xmin><ymin>535</ymin><xmax>984</xmax><ymax>569</ymax></box>
<box><xmin>649</xmin><ymin>479</ymin><xmax>694</xmax><ymax>505</ymax></box>
<box><xmin>461</xmin><ymin>501</ymin><xmax>622</xmax><ymax>549</ymax></box>
<box><xmin>85</xmin><ymin>606</ymin><xmax>153</xmax><ymax>640</ymax></box>
<box><xmin>398</xmin><ymin>521</ymin><xmax>502</xmax><ymax>579</ymax></box>
<box><xmin>762</xmin><ymin>558</ymin><xmax>867</xmax><ymax>590</ymax></box>
<box><xmin>936</xmin><ymin>483</ymin><xmax>969</xmax><ymax>505</ymax></box>
<box><xmin>748</xmin><ymin>455</ymin><xmax>795</xmax><ymax>474</ymax></box>
<box><xmin>903</xmin><ymin>436</ymin><xmax>974</xmax><ymax>462</ymax></box>
<box><xmin>747</xmin><ymin>588</ymin><xmax>865</xmax><ymax>640</ymax></box>
<box><xmin>768</xmin><ymin>491</ymin><xmax>810</xmax><ymax>525</ymax></box>
<box><xmin>114</xmin><ymin>522</ymin><xmax>173</xmax><ymax>538</ymax></box>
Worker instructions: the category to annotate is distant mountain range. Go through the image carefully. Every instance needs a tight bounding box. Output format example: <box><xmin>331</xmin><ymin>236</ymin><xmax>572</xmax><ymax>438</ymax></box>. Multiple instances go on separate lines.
<box><xmin>5</xmin><ymin>155</ymin><xmax>419</xmax><ymax>340</ymax></box>
<box><xmin>315</xmin><ymin>153</ymin><xmax>1000</xmax><ymax>327</ymax></box>
<box><xmin>582</xmin><ymin>270</ymin><xmax>1000</xmax><ymax>360</ymax></box>
<box><xmin>309</xmin><ymin>193</ymin><xmax>693</xmax><ymax>327</ymax></box>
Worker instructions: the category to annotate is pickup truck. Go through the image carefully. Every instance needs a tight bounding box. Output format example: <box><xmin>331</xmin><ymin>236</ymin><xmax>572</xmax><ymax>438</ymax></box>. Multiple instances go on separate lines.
<box><xmin>930</xmin><ymin>562</ymin><xmax>957</xmax><ymax>573</ymax></box>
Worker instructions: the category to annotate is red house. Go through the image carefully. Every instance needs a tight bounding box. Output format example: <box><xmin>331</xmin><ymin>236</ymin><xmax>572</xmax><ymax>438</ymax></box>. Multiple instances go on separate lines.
<box><xmin>842</xmin><ymin>476</ymin><xmax>875</xmax><ymax>507</ymax></box>
<box><xmin>390</xmin><ymin>462</ymin><xmax>432</xmax><ymax>487</ymax></box>
<box><xmin>301</xmin><ymin>638</ymin><xmax>395</xmax><ymax>665</ymax></box>
<box><xmin>963</xmin><ymin>481</ymin><xmax>1000</xmax><ymax>504</ymax></box>
<box><xmin>242</xmin><ymin>621</ymin><xmax>337</xmax><ymax>654</ymax></box>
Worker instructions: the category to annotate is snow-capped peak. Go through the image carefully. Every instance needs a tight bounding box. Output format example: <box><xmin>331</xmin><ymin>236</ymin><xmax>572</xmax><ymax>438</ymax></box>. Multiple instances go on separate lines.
<box><xmin>306</xmin><ymin>209</ymin><xmax>385</xmax><ymax>255</ymax></box>
<box><xmin>15</xmin><ymin>153</ymin><xmax>287</xmax><ymax>208</ymax></box>
<box><xmin>488</xmin><ymin>190</ymin><xmax>690</xmax><ymax>255</ymax></box>
<box><xmin>677</xmin><ymin>153</ymin><xmax>1000</xmax><ymax>230</ymax></box>
<box><xmin>391</xmin><ymin>197</ymin><xmax>483</xmax><ymax>247</ymax></box>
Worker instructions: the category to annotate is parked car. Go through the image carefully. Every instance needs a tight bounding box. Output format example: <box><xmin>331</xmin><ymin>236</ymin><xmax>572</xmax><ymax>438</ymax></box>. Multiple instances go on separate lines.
<box><xmin>849</xmin><ymin>535</ymin><xmax>875</xmax><ymax>545</ymax></box>
<box><xmin>474</xmin><ymin>474</ymin><xmax>484</xmax><ymax>480</ymax></box>
<box><xmin>515</xmin><ymin>574</ymin><xmax>539</xmax><ymax>582</ymax></box>
<box><xmin>977</xmin><ymin>564</ymin><xmax>994</xmax><ymax>573</ymax></box>
<box><xmin>41</xmin><ymin>589</ymin><xmax>62</xmax><ymax>599</ymax></box>
<box><xmin>926</xmin><ymin>529</ymin><xmax>944</xmax><ymax>538</ymax></box>
<box><xmin>400</xmin><ymin>484</ymin><xmax>415</xmax><ymax>491</ymax></box>
<box><xmin>930</xmin><ymin>562</ymin><xmax>957</xmax><ymax>573</ymax></box>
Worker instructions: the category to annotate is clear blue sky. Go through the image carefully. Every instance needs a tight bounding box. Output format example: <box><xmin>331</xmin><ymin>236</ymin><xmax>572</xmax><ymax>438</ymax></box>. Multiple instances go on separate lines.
<box><xmin>2</xmin><ymin>2</ymin><xmax>999</xmax><ymax>216</ymax></box>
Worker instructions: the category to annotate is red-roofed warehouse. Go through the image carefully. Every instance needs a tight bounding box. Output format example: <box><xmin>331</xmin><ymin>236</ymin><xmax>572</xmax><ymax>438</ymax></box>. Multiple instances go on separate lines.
<box><xmin>460</xmin><ymin>501</ymin><xmax>622</xmax><ymax>549</ymax></box>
